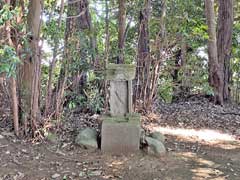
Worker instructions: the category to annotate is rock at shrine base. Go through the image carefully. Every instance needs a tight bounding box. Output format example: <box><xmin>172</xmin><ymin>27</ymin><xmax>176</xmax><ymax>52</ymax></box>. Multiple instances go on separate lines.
<box><xmin>101</xmin><ymin>114</ymin><xmax>140</xmax><ymax>154</ymax></box>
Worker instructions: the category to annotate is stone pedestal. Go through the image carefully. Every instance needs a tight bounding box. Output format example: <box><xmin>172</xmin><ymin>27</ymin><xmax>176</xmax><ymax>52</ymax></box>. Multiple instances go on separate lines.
<box><xmin>101</xmin><ymin>115</ymin><xmax>140</xmax><ymax>154</ymax></box>
<box><xmin>101</xmin><ymin>64</ymin><xmax>140</xmax><ymax>154</ymax></box>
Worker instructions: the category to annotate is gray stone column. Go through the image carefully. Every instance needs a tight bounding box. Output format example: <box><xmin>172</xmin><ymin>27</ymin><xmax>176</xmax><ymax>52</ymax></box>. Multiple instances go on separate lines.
<box><xmin>101</xmin><ymin>64</ymin><xmax>140</xmax><ymax>154</ymax></box>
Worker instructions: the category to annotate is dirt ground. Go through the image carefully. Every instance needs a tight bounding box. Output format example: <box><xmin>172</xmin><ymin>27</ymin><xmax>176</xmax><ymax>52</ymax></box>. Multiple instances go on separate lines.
<box><xmin>1</xmin><ymin>88</ymin><xmax>240</xmax><ymax>180</ymax></box>
<box><xmin>0</xmin><ymin>126</ymin><xmax>240</xmax><ymax>180</ymax></box>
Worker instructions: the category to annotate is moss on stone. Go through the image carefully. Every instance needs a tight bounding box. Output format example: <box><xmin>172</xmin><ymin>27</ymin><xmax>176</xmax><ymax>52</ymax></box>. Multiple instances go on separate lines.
<box><xmin>101</xmin><ymin>113</ymin><xmax>140</xmax><ymax>124</ymax></box>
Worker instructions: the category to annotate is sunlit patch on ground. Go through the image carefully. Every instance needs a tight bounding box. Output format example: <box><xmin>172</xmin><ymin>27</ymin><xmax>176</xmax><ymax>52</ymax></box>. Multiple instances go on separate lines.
<box><xmin>153</xmin><ymin>126</ymin><xmax>240</xmax><ymax>149</ymax></box>
<box><xmin>106</xmin><ymin>157</ymin><xmax>127</xmax><ymax>174</ymax></box>
<box><xmin>179</xmin><ymin>152</ymin><xmax>215</xmax><ymax>166</ymax></box>
<box><xmin>192</xmin><ymin>167</ymin><xmax>224</xmax><ymax>179</ymax></box>
<box><xmin>154</xmin><ymin>127</ymin><xmax>234</xmax><ymax>142</ymax></box>
<box><xmin>177</xmin><ymin>152</ymin><xmax>226</xmax><ymax>179</ymax></box>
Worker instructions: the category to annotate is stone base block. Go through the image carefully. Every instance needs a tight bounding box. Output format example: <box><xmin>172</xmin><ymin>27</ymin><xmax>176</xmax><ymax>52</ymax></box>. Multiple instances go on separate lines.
<box><xmin>101</xmin><ymin>115</ymin><xmax>140</xmax><ymax>154</ymax></box>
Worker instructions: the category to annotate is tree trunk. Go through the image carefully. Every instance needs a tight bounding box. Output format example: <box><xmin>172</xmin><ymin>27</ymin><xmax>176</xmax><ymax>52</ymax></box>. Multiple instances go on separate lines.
<box><xmin>104</xmin><ymin>0</ymin><xmax>110</xmax><ymax>66</ymax></box>
<box><xmin>150</xmin><ymin>0</ymin><xmax>167</xmax><ymax>103</ymax></box>
<box><xmin>136</xmin><ymin>0</ymin><xmax>150</xmax><ymax>99</ymax></box>
<box><xmin>21</xmin><ymin>0</ymin><xmax>42</xmax><ymax>135</ymax></box>
<box><xmin>117</xmin><ymin>0</ymin><xmax>126</xmax><ymax>64</ymax></box>
<box><xmin>55</xmin><ymin>0</ymin><xmax>75</xmax><ymax>118</ymax></box>
<box><xmin>135</xmin><ymin>0</ymin><xmax>152</xmax><ymax>110</ymax></box>
<box><xmin>5</xmin><ymin>0</ymin><xmax>19</xmax><ymax>136</ymax></box>
<box><xmin>205</xmin><ymin>0</ymin><xmax>224</xmax><ymax>105</ymax></box>
<box><xmin>217</xmin><ymin>0</ymin><xmax>234</xmax><ymax>102</ymax></box>
<box><xmin>135</xmin><ymin>0</ymin><xmax>167</xmax><ymax>111</ymax></box>
<box><xmin>45</xmin><ymin>0</ymin><xmax>64</xmax><ymax>117</ymax></box>
<box><xmin>104</xmin><ymin>0</ymin><xmax>110</xmax><ymax>110</ymax></box>
<box><xmin>172</xmin><ymin>37</ymin><xmax>190</xmax><ymax>102</ymax></box>
<box><xmin>55</xmin><ymin>0</ymin><xmax>93</xmax><ymax>118</ymax></box>
<box><xmin>76</xmin><ymin>0</ymin><xmax>97</xmax><ymax>64</ymax></box>
<box><xmin>10</xmin><ymin>77</ymin><xmax>19</xmax><ymax>136</ymax></box>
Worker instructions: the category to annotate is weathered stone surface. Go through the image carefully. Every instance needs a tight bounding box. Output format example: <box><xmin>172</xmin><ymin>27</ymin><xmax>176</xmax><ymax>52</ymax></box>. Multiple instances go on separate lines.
<box><xmin>106</xmin><ymin>64</ymin><xmax>136</xmax><ymax>81</ymax></box>
<box><xmin>75</xmin><ymin>128</ymin><xmax>98</xmax><ymax>149</ymax></box>
<box><xmin>109</xmin><ymin>81</ymin><xmax>128</xmax><ymax>116</ymax></box>
<box><xmin>101</xmin><ymin>118</ymin><xmax>140</xmax><ymax>154</ymax></box>
<box><xmin>127</xmin><ymin>80</ymin><xmax>133</xmax><ymax>113</ymax></box>
<box><xmin>146</xmin><ymin>137</ymin><xmax>166</xmax><ymax>156</ymax></box>
<box><xmin>149</xmin><ymin>131</ymin><xmax>166</xmax><ymax>143</ymax></box>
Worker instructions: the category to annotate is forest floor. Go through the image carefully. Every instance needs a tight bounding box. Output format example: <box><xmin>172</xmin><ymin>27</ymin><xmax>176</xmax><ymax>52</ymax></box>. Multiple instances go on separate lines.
<box><xmin>1</xmin><ymin>91</ymin><xmax>240</xmax><ymax>179</ymax></box>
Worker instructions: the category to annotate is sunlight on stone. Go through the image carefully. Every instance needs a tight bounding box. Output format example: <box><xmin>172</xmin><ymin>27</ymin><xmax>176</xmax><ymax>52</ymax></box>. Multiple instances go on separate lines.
<box><xmin>154</xmin><ymin>127</ymin><xmax>235</xmax><ymax>142</ymax></box>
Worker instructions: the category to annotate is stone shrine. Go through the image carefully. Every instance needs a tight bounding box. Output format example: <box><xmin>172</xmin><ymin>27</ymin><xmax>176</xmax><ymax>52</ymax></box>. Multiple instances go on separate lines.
<box><xmin>101</xmin><ymin>64</ymin><xmax>140</xmax><ymax>154</ymax></box>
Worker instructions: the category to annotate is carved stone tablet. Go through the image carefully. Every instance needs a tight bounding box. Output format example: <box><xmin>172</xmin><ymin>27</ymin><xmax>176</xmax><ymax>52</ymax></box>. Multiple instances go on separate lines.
<box><xmin>109</xmin><ymin>81</ymin><xmax>128</xmax><ymax>116</ymax></box>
